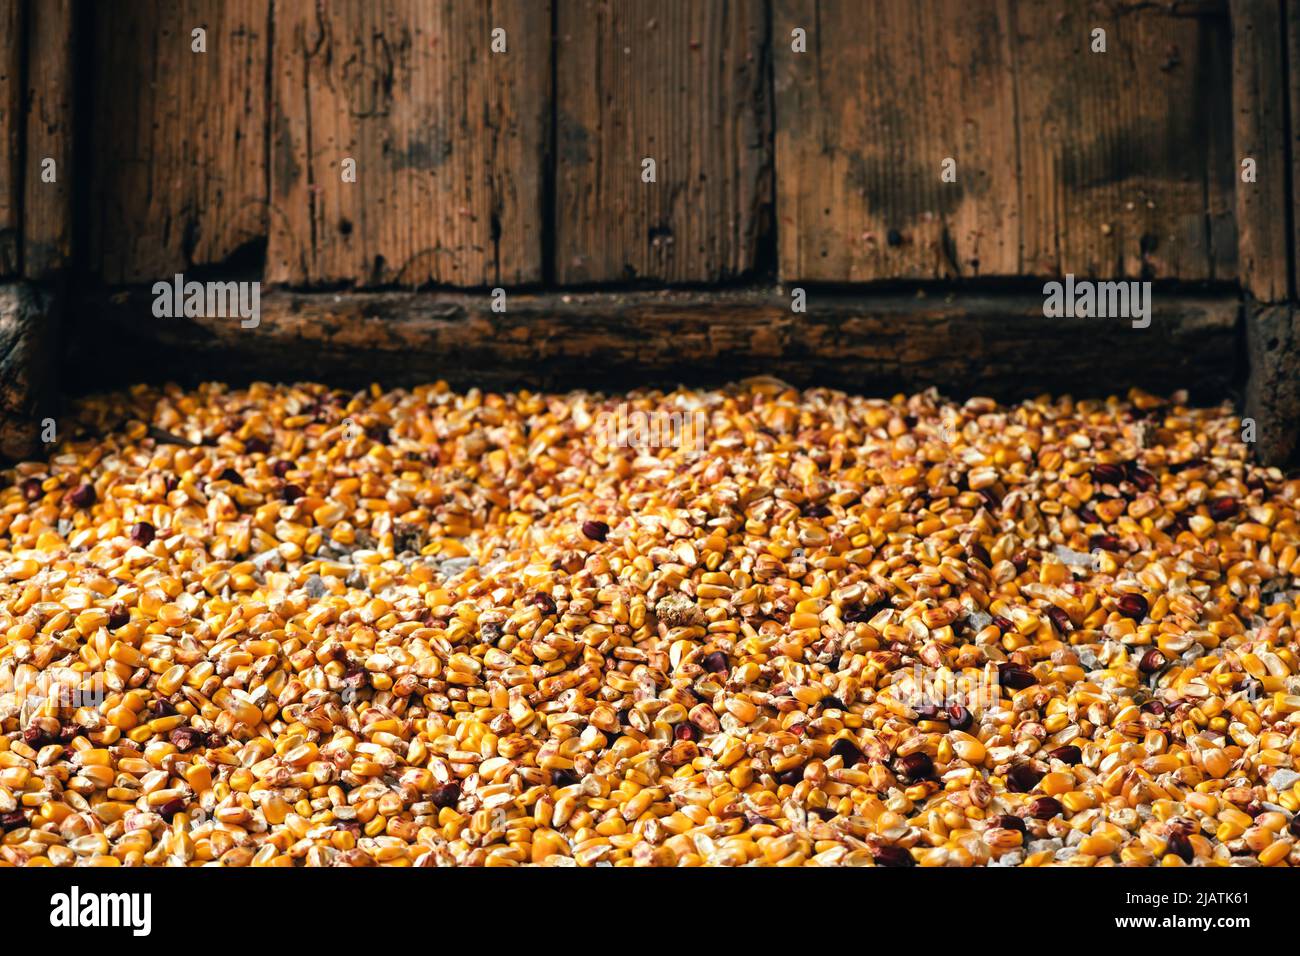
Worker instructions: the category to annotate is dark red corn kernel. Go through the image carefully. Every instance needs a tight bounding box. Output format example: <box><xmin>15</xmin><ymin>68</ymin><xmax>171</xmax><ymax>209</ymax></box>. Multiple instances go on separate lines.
<box><xmin>809</xmin><ymin>807</ymin><xmax>838</xmax><ymax>822</ymax></box>
<box><xmin>819</xmin><ymin>695</ymin><xmax>848</xmax><ymax>711</ymax></box>
<box><xmin>968</xmin><ymin>542</ymin><xmax>991</xmax><ymax>567</ymax></box>
<box><xmin>1045</xmin><ymin>606</ymin><xmax>1072</xmax><ymax>635</ymax></box>
<box><xmin>1010</xmin><ymin>551</ymin><xmax>1030</xmax><ymax>574</ymax></box>
<box><xmin>67</xmin><ymin>483</ymin><xmax>95</xmax><ymax>508</ymax></box>
<box><xmin>998</xmin><ymin>663</ymin><xmax>1036</xmax><ymax>690</ymax></box>
<box><xmin>581</xmin><ymin>519</ymin><xmax>610</xmax><ymax>542</ymax></box>
<box><xmin>978</xmin><ymin>488</ymin><xmax>1001</xmax><ymax>512</ymax></box>
<box><xmin>1140</xmin><ymin>700</ymin><xmax>1166</xmax><ymax>716</ymax></box>
<box><xmin>531</xmin><ymin>592</ymin><xmax>557</xmax><ymax>615</ymax></box>
<box><xmin>1116</xmin><ymin>593</ymin><xmax>1149</xmax><ymax>621</ymax></box>
<box><xmin>23</xmin><ymin>723</ymin><xmax>54</xmax><ymax>748</ymax></box>
<box><xmin>1091</xmin><ymin>463</ymin><xmax>1125</xmax><ymax>485</ymax></box>
<box><xmin>1027</xmin><ymin>797</ymin><xmax>1063</xmax><ymax>819</ymax></box>
<box><xmin>1138</xmin><ymin>649</ymin><xmax>1166</xmax><ymax>674</ymax></box>
<box><xmin>992</xmin><ymin>615</ymin><xmax>1015</xmax><ymax>632</ymax></box>
<box><xmin>157</xmin><ymin>797</ymin><xmax>186</xmax><ymax>818</ymax></box>
<box><xmin>129</xmin><ymin>522</ymin><xmax>155</xmax><ymax>545</ymax></box>
<box><xmin>897</xmin><ymin>752</ymin><xmax>934</xmax><ymax>781</ymax></box>
<box><xmin>107</xmin><ymin>604</ymin><xmax>130</xmax><ymax>630</ymax></box>
<box><xmin>0</xmin><ymin>811</ymin><xmax>27</xmax><ymax>832</ymax></box>
<box><xmin>430</xmin><ymin>783</ymin><xmax>462</xmax><ymax>809</ymax></box>
<box><xmin>871</xmin><ymin>845</ymin><xmax>914</xmax><ymax>867</ymax></box>
<box><xmin>1089</xmin><ymin>533</ymin><xmax>1121</xmax><ymax>552</ymax></box>
<box><xmin>1129</xmin><ymin>468</ymin><xmax>1156</xmax><ymax>492</ymax></box>
<box><xmin>218</xmin><ymin>468</ymin><xmax>244</xmax><ymax>485</ymax></box>
<box><xmin>1166</xmin><ymin>831</ymin><xmax>1194</xmax><ymax>862</ymax></box>
<box><xmin>271</xmin><ymin>459</ymin><xmax>292</xmax><ymax>478</ymax></box>
<box><xmin>550</xmin><ymin>768</ymin><xmax>580</xmax><ymax>788</ymax></box>
<box><xmin>913</xmin><ymin>702</ymin><xmax>942</xmax><ymax>721</ymax></box>
<box><xmin>1208</xmin><ymin>496</ymin><xmax>1239</xmax><ymax>521</ymax></box>
<box><xmin>702</xmin><ymin>651</ymin><xmax>729</xmax><ymax>673</ymax></box>
<box><xmin>829</xmin><ymin>737</ymin><xmax>864</xmax><ymax>766</ymax></box>
<box><xmin>281</xmin><ymin>483</ymin><xmax>305</xmax><ymax>503</ymax></box>
<box><xmin>1047</xmin><ymin>745</ymin><xmax>1082</xmax><ymax>765</ymax></box>
<box><xmin>946</xmin><ymin>704</ymin><xmax>973</xmax><ymax>732</ymax></box>
<box><xmin>991</xmin><ymin>814</ymin><xmax>1026</xmax><ymax>834</ymax></box>
<box><xmin>21</xmin><ymin>478</ymin><xmax>43</xmax><ymax>501</ymax></box>
<box><xmin>1289</xmin><ymin>816</ymin><xmax>1300</xmax><ymax>839</ymax></box>
<box><xmin>244</xmin><ymin>437</ymin><xmax>270</xmax><ymax>455</ymax></box>
<box><xmin>674</xmin><ymin>723</ymin><xmax>698</xmax><ymax>742</ymax></box>
<box><xmin>1007</xmin><ymin>763</ymin><xmax>1045</xmax><ymax>793</ymax></box>
<box><xmin>777</xmin><ymin>768</ymin><xmax>804</xmax><ymax>787</ymax></box>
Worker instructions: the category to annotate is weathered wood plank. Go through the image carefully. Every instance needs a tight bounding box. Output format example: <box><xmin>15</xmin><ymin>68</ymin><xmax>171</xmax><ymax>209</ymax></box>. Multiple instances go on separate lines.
<box><xmin>268</xmin><ymin>0</ymin><xmax>549</xmax><ymax>289</ymax></box>
<box><xmin>0</xmin><ymin>1</ymin><xmax>20</xmax><ymax>277</ymax></box>
<box><xmin>72</xmin><ymin>287</ymin><xmax>1238</xmax><ymax>404</ymax></box>
<box><xmin>774</xmin><ymin>0</ymin><xmax>1234</xmax><ymax>283</ymax></box>
<box><xmin>1245</xmin><ymin>302</ymin><xmax>1300</xmax><ymax>464</ymax></box>
<box><xmin>0</xmin><ymin>283</ymin><xmax>56</xmax><ymax>460</ymax></box>
<box><xmin>1287</xmin><ymin>0</ymin><xmax>1300</xmax><ymax>295</ymax></box>
<box><xmin>1015</xmin><ymin>0</ymin><xmax>1235</xmax><ymax>281</ymax></box>
<box><xmin>774</xmin><ymin>0</ymin><xmax>1018</xmax><ymax>281</ymax></box>
<box><xmin>23</xmin><ymin>0</ymin><xmax>75</xmax><ymax>279</ymax></box>
<box><xmin>89</xmin><ymin>0</ymin><xmax>270</xmax><ymax>285</ymax></box>
<box><xmin>1233</xmin><ymin>0</ymin><xmax>1291</xmax><ymax>301</ymax></box>
<box><xmin>555</xmin><ymin>0</ymin><xmax>770</xmax><ymax>284</ymax></box>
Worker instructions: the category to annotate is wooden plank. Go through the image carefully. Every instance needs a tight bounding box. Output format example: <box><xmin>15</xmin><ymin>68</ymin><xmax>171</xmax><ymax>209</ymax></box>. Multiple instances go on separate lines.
<box><xmin>23</xmin><ymin>0</ymin><xmax>75</xmax><ymax>279</ymax></box>
<box><xmin>0</xmin><ymin>1</ymin><xmax>20</xmax><ymax>277</ymax></box>
<box><xmin>72</xmin><ymin>287</ymin><xmax>1238</xmax><ymax>402</ymax></box>
<box><xmin>555</xmin><ymin>0</ymin><xmax>770</xmax><ymax>284</ymax></box>
<box><xmin>1233</xmin><ymin>0</ymin><xmax>1291</xmax><ymax>300</ymax></box>
<box><xmin>268</xmin><ymin>0</ymin><xmax>549</xmax><ymax>289</ymax></box>
<box><xmin>774</xmin><ymin>0</ymin><xmax>1020</xmax><ymax>281</ymax></box>
<box><xmin>88</xmin><ymin>0</ymin><xmax>270</xmax><ymax>285</ymax></box>
<box><xmin>1288</xmin><ymin>0</ymin><xmax>1300</xmax><ymax>295</ymax></box>
<box><xmin>0</xmin><ymin>283</ymin><xmax>56</xmax><ymax>461</ymax></box>
<box><xmin>1245</xmin><ymin>302</ymin><xmax>1300</xmax><ymax>464</ymax></box>
<box><xmin>1016</xmin><ymin>0</ymin><xmax>1235</xmax><ymax>281</ymax></box>
<box><xmin>774</xmin><ymin>0</ymin><xmax>1234</xmax><ymax>283</ymax></box>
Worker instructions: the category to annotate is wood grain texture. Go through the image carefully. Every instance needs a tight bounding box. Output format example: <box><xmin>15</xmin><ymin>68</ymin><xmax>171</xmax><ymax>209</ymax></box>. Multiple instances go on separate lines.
<box><xmin>1287</xmin><ymin>0</ymin><xmax>1300</xmax><ymax>297</ymax></box>
<box><xmin>0</xmin><ymin>1</ymin><xmax>20</xmax><ymax>277</ymax></box>
<box><xmin>23</xmin><ymin>0</ymin><xmax>75</xmax><ymax>279</ymax></box>
<box><xmin>1245</xmin><ymin>302</ymin><xmax>1300</xmax><ymax>464</ymax></box>
<box><xmin>89</xmin><ymin>0</ymin><xmax>270</xmax><ymax>285</ymax></box>
<box><xmin>0</xmin><ymin>283</ymin><xmax>56</xmax><ymax>460</ymax></box>
<box><xmin>774</xmin><ymin>0</ymin><xmax>1019</xmax><ymax>281</ymax></box>
<box><xmin>73</xmin><ymin>287</ymin><xmax>1237</xmax><ymax>403</ymax></box>
<box><xmin>268</xmin><ymin>0</ymin><xmax>550</xmax><ymax>289</ymax></box>
<box><xmin>1233</xmin><ymin>0</ymin><xmax>1292</xmax><ymax>301</ymax></box>
<box><xmin>1016</xmin><ymin>0</ymin><xmax>1235</xmax><ymax>281</ymax></box>
<box><xmin>555</xmin><ymin>0</ymin><xmax>771</xmax><ymax>284</ymax></box>
<box><xmin>774</xmin><ymin>0</ymin><xmax>1234</xmax><ymax>282</ymax></box>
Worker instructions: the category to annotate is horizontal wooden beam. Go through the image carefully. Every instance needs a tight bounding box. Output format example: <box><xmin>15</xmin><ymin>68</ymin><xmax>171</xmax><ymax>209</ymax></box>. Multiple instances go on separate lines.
<box><xmin>69</xmin><ymin>286</ymin><xmax>1240</xmax><ymax>402</ymax></box>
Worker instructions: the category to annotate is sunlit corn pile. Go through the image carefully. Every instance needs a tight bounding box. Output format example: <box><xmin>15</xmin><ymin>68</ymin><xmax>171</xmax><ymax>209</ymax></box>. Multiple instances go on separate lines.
<box><xmin>2</xmin><ymin>378</ymin><xmax>1300</xmax><ymax>868</ymax></box>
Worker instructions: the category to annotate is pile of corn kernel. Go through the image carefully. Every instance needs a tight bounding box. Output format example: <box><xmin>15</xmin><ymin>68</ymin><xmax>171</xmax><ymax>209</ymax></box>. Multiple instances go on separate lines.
<box><xmin>1</xmin><ymin>377</ymin><xmax>1299</xmax><ymax>867</ymax></box>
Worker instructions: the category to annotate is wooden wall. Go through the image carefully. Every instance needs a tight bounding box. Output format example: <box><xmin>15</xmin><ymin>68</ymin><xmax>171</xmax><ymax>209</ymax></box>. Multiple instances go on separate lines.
<box><xmin>1</xmin><ymin>0</ymin><xmax>1270</xmax><ymax>291</ymax></box>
